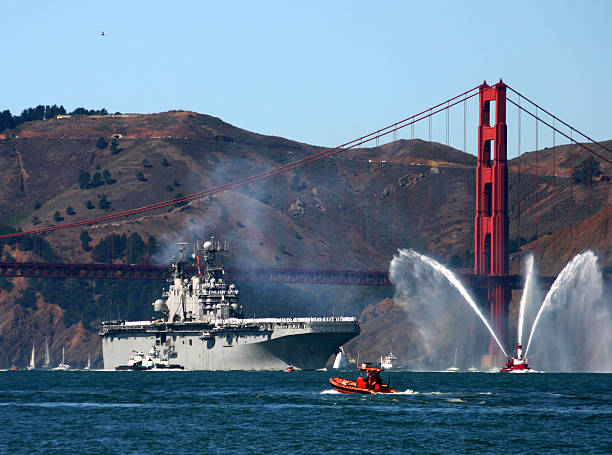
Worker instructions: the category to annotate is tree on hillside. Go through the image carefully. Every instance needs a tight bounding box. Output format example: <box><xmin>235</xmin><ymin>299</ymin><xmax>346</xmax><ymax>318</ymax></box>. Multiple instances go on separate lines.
<box><xmin>572</xmin><ymin>157</ymin><xmax>601</xmax><ymax>186</ymax></box>
<box><xmin>92</xmin><ymin>233</ymin><xmax>126</xmax><ymax>263</ymax></box>
<box><xmin>98</xmin><ymin>194</ymin><xmax>110</xmax><ymax>210</ymax></box>
<box><xmin>96</xmin><ymin>137</ymin><xmax>109</xmax><ymax>149</ymax></box>
<box><xmin>78</xmin><ymin>171</ymin><xmax>91</xmax><ymax>189</ymax></box>
<box><xmin>80</xmin><ymin>231</ymin><xmax>92</xmax><ymax>251</ymax></box>
<box><xmin>91</xmin><ymin>172</ymin><xmax>104</xmax><ymax>188</ymax></box>
<box><xmin>127</xmin><ymin>233</ymin><xmax>146</xmax><ymax>264</ymax></box>
<box><xmin>44</xmin><ymin>104</ymin><xmax>66</xmax><ymax>119</ymax></box>
<box><xmin>110</xmin><ymin>138</ymin><xmax>119</xmax><ymax>154</ymax></box>
<box><xmin>0</xmin><ymin>110</ymin><xmax>15</xmax><ymax>132</ymax></box>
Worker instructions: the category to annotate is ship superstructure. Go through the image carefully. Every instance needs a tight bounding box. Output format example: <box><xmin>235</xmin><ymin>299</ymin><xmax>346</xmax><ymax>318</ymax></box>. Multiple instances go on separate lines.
<box><xmin>100</xmin><ymin>237</ymin><xmax>359</xmax><ymax>370</ymax></box>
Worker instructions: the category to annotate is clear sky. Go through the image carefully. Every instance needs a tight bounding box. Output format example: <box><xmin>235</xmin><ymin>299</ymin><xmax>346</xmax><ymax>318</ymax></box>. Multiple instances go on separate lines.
<box><xmin>2</xmin><ymin>1</ymin><xmax>611</xmax><ymax>153</ymax></box>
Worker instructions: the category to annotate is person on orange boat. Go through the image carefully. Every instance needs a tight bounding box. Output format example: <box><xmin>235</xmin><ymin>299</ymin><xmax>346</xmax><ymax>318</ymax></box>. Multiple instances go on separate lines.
<box><xmin>356</xmin><ymin>376</ymin><xmax>366</xmax><ymax>388</ymax></box>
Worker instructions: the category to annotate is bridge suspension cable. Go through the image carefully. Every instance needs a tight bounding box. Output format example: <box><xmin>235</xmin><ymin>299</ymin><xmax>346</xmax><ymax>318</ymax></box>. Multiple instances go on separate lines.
<box><xmin>0</xmin><ymin>85</ymin><xmax>482</xmax><ymax>240</ymax></box>
<box><xmin>505</xmin><ymin>84</ymin><xmax>612</xmax><ymax>164</ymax></box>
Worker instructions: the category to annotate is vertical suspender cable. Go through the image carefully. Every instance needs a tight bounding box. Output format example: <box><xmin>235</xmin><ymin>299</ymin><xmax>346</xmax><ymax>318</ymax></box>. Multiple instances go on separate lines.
<box><xmin>569</xmin><ymin>129</ymin><xmax>574</xmax><ymax>253</ymax></box>
<box><xmin>535</xmin><ymin>107</ymin><xmax>539</xmax><ymax>255</ymax></box>
<box><xmin>444</xmin><ymin>102</ymin><xmax>449</xmax><ymax>244</ymax></box>
<box><xmin>463</xmin><ymin>95</ymin><xmax>469</xmax><ymax>265</ymax></box>
<box><xmin>552</xmin><ymin>118</ymin><xmax>556</xmax><ymax>265</ymax></box>
<box><xmin>587</xmin><ymin>140</ymin><xmax>591</xmax><ymax>245</ymax></box>
<box><xmin>427</xmin><ymin>110</ymin><xmax>433</xmax><ymax>233</ymax></box>
<box><xmin>517</xmin><ymin>96</ymin><xmax>522</xmax><ymax>264</ymax></box>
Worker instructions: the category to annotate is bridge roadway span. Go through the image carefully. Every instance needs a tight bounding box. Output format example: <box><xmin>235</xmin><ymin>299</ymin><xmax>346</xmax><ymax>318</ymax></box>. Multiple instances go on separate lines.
<box><xmin>0</xmin><ymin>261</ymin><xmax>555</xmax><ymax>289</ymax></box>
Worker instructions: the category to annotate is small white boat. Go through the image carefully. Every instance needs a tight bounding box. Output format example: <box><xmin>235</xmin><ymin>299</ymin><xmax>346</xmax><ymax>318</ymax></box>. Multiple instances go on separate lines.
<box><xmin>84</xmin><ymin>354</ymin><xmax>91</xmax><ymax>371</ymax></box>
<box><xmin>115</xmin><ymin>347</ymin><xmax>184</xmax><ymax>371</ymax></box>
<box><xmin>380</xmin><ymin>351</ymin><xmax>399</xmax><ymax>370</ymax></box>
<box><xmin>53</xmin><ymin>347</ymin><xmax>70</xmax><ymax>371</ymax></box>
<box><xmin>27</xmin><ymin>341</ymin><xmax>35</xmax><ymax>370</ymax></box>
<box><xmin>445</xmin><ymin>348</ymin><xmax>460</xmax><ymax>372</ymax></box>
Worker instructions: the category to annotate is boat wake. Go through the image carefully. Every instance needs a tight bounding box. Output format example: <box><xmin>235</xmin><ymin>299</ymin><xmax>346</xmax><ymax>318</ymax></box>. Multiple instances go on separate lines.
<box><xmin>320</xmin><ymin>388</ymin><xmax>418</xmax><ymax>395</ymax></box>
<box><xmin>396</xmin><ymin>389</ymin><xmax>419</xmax><ymax>395</ymax></box>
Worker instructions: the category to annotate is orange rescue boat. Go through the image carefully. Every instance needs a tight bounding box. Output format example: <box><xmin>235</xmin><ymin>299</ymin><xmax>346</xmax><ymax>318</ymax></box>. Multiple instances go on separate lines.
<box><xmin>329</xmin><ymin>363</ymin><xmax>396</xmax><ymax>394</ymax></box>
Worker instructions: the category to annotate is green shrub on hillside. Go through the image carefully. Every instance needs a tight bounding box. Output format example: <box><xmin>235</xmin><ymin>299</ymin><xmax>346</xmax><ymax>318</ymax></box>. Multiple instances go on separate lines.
<box><xmin>15</xmin><ymin>289</ymin><xmax>37</xmax><ymax>309</ymax></box>
<box><xmin>0</xmin><ymin>278</ymin><xmax>14</xmax><ymax>293</ymax></box>
<box><xmin>110</xmin><ymin>138</ymin><xmax>120</xmax><ymax>155</ymax></box>
<box><xmin>80</xmin><ymin>231</ymin><xmax>92</xmax><ymax>252</ymax></box>
<box><xmin>97</xmin><ymin>194</ymin><xmax>110</xmax><ymax>210</ymax></box>
<box><xmin>573</xmin><ymin>157</ymin><xmax>601</xmax><ymax>186</ymax></box>
<box><xmin>96</xmin><ymin>137</ymin><xmax>109</xmax><ymax>149</ymax></box>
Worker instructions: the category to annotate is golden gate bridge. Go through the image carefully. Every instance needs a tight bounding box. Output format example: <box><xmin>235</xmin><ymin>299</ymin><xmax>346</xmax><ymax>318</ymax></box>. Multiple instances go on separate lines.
<box><xmin>1</xmin><ymin>80</ymin><xmax>610</xmax><ymax>354</ymax></box>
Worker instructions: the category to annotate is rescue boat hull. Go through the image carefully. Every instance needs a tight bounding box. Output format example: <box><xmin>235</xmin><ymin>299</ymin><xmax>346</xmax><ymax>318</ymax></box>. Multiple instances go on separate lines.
<box><xmin>329</xmin><ymin>377</ymin><xmax>396</xmax><ymax>394</ymax></box>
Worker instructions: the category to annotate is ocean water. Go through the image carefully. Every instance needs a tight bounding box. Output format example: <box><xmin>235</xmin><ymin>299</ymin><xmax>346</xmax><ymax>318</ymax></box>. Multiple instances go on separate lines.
<box><xmin>0</xmin><ymin>371</ymin><xmax>610</xmax><ymax>454</ymax></box>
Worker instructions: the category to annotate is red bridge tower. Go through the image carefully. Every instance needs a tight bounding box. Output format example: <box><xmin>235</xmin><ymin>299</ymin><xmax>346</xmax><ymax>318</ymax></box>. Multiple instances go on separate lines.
<box><xmin>475</xmin><ymin>81</ymin><xmax>510</xmax><ymax>366</ymax></box>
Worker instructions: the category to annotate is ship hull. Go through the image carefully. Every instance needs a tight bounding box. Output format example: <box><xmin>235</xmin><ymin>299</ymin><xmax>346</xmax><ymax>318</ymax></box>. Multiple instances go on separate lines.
<box><xmin>101</xmin><ymin>319</ymin><xmax>359</xmax><ymax>371</ymax></box>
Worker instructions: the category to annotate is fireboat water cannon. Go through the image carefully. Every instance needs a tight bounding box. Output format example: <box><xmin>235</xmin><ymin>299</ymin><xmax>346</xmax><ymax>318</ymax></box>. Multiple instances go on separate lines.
<box><xmin>500</xmin><ymin>344</ymin><xmax>531</xmax><ymax>373</ymax></box>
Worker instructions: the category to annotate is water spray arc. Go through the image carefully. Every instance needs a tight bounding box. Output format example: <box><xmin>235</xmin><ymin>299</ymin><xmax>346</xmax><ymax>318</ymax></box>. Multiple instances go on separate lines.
<box><xmin>392</xmin><ymin>250</ymin><xmax>508</xmax><ymax>359</ymax></box>
<box><xmin>525</xmin><ymin>251</ymin><xmax>605</xmax><ymax>360</ymax></box>
<box><xmin>517</xmin><ymin>254</ymin><xmax>535</xmax><ymax>347</ymax></box>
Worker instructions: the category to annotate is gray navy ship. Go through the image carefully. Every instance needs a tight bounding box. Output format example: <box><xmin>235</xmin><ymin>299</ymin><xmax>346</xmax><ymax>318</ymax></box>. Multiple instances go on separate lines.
<box><xmin>100</xmin><ymin>237</ymin><xmax>360</xmax><ymax>370</ymax></box>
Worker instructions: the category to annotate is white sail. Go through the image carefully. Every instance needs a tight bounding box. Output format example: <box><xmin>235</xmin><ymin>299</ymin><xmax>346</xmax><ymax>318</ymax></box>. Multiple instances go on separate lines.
<box><xmin>85</xmin><ymin>354</ymin><xmax>91</xmax><ymax>370</ymax></box>
<box><xmin>28</xmin><ymin>342</ymin><xmax>35</xmax><ymax>370</ymax></box>
<box><xmin>332</xmin><ymin>347</ymin><xmax>347</xmax><ymax>369</ymax></box>
<box><xmin>43</xmin><ymin>337</ymin><xmax>50</xmax><ymax>368</ymax></box>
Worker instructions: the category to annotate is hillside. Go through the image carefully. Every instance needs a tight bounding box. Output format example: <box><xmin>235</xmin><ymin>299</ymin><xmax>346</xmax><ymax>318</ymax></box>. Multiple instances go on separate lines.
<box><xmin>0</xmin><ymin>111</ymin><xmax>609</xmax><ymax>368</ymax></box>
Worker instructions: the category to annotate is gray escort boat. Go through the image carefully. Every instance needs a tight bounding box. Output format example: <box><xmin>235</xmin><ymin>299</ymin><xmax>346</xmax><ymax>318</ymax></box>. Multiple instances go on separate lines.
<box><xmin>100</xmin><ymin>237</ymin><xmax>359</xmax><ymax>370</ymax></box>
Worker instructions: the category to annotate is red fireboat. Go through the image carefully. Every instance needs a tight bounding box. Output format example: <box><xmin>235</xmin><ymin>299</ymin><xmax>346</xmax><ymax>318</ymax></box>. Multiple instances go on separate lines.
<box><xmin>500</xmin><ymin>344</ymin><xmax>531</xmax><ymax>373</ymax></box>
<box><xmin>329</xmin><ymin>363</ymin><xmax>396</xmax><ymax>394</ymax></box>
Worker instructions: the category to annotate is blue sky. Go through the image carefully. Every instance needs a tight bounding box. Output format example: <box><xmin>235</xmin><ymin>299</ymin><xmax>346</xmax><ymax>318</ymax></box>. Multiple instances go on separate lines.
<box><xmin>2</xmin><ymin>1</ymin><xmax>610</xmax><ymax>153</ymax></box>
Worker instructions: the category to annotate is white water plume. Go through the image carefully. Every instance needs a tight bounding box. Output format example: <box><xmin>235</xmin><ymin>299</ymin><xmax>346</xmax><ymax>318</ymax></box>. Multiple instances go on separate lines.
<box><xmin>390</xmin><ymin>249</ymin><xmax>507</xmax><ymax>369</ymax></box>
<box><xmin>517</xmin><ymin>254</ymin><xmax>540</xmax><ymax>347</ymax></box>
<box><xmin>525</xmin><ymin>251</ymin><xmax>611</xmax><ymax>372</ymax></box>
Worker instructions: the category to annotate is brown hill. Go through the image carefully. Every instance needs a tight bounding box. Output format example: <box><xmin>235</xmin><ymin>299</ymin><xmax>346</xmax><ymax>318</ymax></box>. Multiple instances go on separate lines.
<box><xmin>0</xmin><ymin>111</ymin><xmax>609</xmax><ymax>368</ymax></box>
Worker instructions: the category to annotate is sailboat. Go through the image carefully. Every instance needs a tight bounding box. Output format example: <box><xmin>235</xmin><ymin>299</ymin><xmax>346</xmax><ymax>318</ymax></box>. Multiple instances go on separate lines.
<box><xmin>332</xmin><ymin>347</ymin><xmax>348</xmax><ymax>370</ymax></box>
<box><xmin>445</xmin><ymin>347</ymin><xmax>460</xmax><ymax>372</ymax></box>
<box><xmin>53</xmin><ymin>347</ymin><xmax>70</xmax><ymax>371</ymax></box>
<box><xmin>84</xmin><ymin>354</ymin><xmax>91</xmax><ymax>371</ymax></box>
<box><xmin>27</xmin><ymin>341</ymin><xmax>35</xmax><ymax>370</ymax></box>
<box><xmin>43</xmin><ymin>337</ymin><xmax>50</xmax><ymax>369</ymax></box>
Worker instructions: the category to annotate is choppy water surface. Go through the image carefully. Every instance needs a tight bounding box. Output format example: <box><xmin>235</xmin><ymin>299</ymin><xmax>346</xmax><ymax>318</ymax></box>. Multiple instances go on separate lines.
<box><xmin>0</xmin><ymin>371</ymin><xmax>610</xmax><ymax>454</ymax></box>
